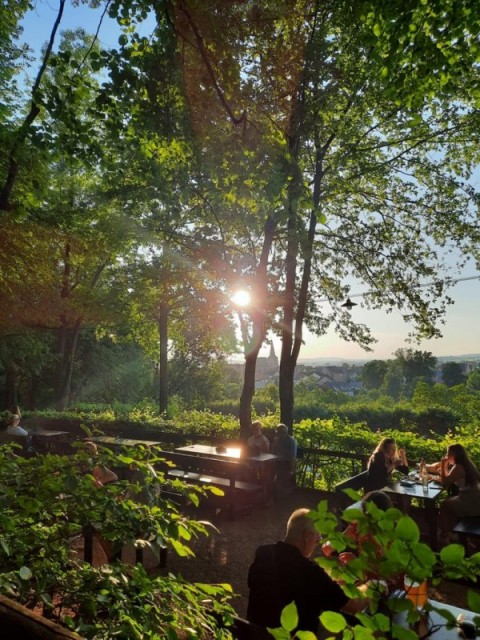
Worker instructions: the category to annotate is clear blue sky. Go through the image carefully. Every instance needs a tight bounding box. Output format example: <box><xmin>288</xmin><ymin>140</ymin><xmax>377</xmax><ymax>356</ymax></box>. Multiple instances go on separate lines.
<box><xmin>21</xmin><ymin>2</ymin><xmax>480</xmax><ymax>361</ymax></box>
<box><xmin>295</xmin><ymin>272</ymin><xmax>480</xmax><ymax>360</ymax></box>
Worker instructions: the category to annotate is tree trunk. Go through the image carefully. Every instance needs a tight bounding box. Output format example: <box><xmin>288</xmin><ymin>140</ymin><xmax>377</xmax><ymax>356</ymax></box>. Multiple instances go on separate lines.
<box><xmin>158</xmin><ymin>301</ymin><xmax>168</xmax><ymax>415</ymax></box>
<box><xmin>0</xmin><ymin>0</ymin><xmax>65</xmax><ymax>212</ymax></box>
<box><xmin>239</xmin><ymin>353</ymin><xmax>256</xmax><ymax>439</ymax></box>
<box><xmin>278</xmin><ymin>86</ymin><xmax>327</xmax><ymax>430</ymax></box>
<box><xmin>238</xmin><ymin>215</ymin><xmax>277</xmax><ymax>441</ymax></box>
<box><xmin>55</xmin><ymin>320</ymin><xmax>81</xmax><ymax>410</ymax></box>
<box><xmin>27</xmin><ymin>375</ymin><xmax>39</xmax><ymax>410</ymax></box>
<box><xmin>4</xmin><ymin>364</ymin><xmax>18</xmax><ymax>412</ymax></box>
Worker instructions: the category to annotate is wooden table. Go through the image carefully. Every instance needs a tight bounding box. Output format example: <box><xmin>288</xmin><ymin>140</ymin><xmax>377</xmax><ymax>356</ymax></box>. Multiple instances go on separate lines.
<box><xmin>28</xmin><ymin>428</ymin><xmax>70</xmax><ymax>452</ymax></box>
<box><xmin>395</xmin><ymin>599</ymin><xmax>479</xmax><ymax>639</ymax></box>
<box><xmin>174</xmin><ymin>444</ymin><xmax>278</xmax><ymax>500</ymax></box>
<box><xmin>175</xmin><ymin>444</ymin><xmax>277</xmax><ymax>465</ymax></box>
<box><xmin>174</xmin><ymin>443</ymin><xmax>244</xmax><ymax>460</ymax></box>
<box><xmin>382</xmin><ymin>475</ymin><xmax>444</xmax><ymax>549</ymax></box>
<box><xmin>89</xmin><ymin>436</ymin><xmax>162</xmax><ymax>448</ymax></box>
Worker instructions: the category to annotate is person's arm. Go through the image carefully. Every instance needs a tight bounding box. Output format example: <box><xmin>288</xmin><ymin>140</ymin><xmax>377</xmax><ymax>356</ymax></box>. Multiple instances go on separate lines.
<box><xmin>341</xmin><ymin>580</ymin><xmax>387</xmax><ymax>615</ymax></box>
<box><xmin>288</xmin><ymin>438</ymin><xmax>297</xmax><ymax>472</ymax></box>
<box><xmin>440</xmin><ymin>461</ymin><xmax>464</xmax><ymax>487</ymax></box>
<box><xmin>426</xmin><ymin>461</ymin><xmax>441</xmax><ymax>474</ymax></box>
<box><xmin>92</xmin><ymin>465</ymin><xmax>118</xmax><ymax>486</ymax></box>
<box><xmin>341</xmin><ymin>583</ymin><xmax>370</xmax><ymax>614</ymax></box>
<box><xmin>397</xmin><ymin>448</ymin><xmax>408</xmax><ymax>467</ymax></box>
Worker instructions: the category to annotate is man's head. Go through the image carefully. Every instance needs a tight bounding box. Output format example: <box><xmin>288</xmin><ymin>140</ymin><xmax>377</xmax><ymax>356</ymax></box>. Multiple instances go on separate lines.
<box><xmin>83</xmin><ymin>441</ymin><xmax>98</xmax><ymax>457</ymax></box>
<box><xmin>276</xmin><ymin>423</ymin><xmax>288</xmax><ymax>437</ymax></box>
<box><xmin>284</xmin><ymin>508</ymin><xmax>320</xmax><ymax>558</ymax></box>
<box><xmin>251</xmin><ymin>420</ymin><xmax>263</xmax><ymax>436</ymax></box>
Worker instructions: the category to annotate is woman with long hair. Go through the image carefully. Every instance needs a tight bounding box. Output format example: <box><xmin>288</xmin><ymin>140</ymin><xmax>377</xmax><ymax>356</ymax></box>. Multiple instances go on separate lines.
<box><xmin>365</xmin><ymin>437</ymin><xmax>408</xmax><ymax>492</ymax></box>
<box><xmin>437</xmin><ymin>444</ymin><xmax>480</xmax><ymax>546</ymax></box>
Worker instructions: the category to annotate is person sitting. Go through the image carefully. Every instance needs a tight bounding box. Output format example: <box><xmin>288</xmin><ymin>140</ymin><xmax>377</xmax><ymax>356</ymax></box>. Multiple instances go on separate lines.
<box><xmin>272</xmin><ymin>423</ymin><xmax>297</xmax><ymax>495</ymax></box>
<box><xmin>435</xmin><ymin>444</ymin><xmax>480</xmax><ymax>546</ymax></box>
<box><xmin>83</xmin><ymin>441</ymin><xmax>118</xmax><ymax>487</ymax></box>
<box><xmin>323</xmin><ymin>490</ymin><xmax>393</xmax><ymax>563</ymax></box>
<box><xmin>365</xmin><ymin>437</ymin><xmax>408</xmax><ymax>492</ymax></box>
<box><xmin>247</xmin><ymin>508</ymin><xmax>372</xmax><ymax>635</ymax></box>
<box><xmin>247</xmin><ymin>420</ymin><xmax>270</xmax><ymax>456</ymax></box>
<box><xmin>5</xmin><ymin>406</ymin><xmax>29</xmax><ymax>437</ymax></box>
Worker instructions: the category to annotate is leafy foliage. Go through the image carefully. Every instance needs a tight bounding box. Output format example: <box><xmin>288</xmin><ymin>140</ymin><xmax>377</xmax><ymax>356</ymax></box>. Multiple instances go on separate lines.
<box><xmin>269</xmin><ymin>499</ymin><xmax>480</xmax><ymax>639</ymax></box>
<box><xmin>0</xmin><ymin>443</ymin><xmax>236</xmax><ymax>638</ymax></box>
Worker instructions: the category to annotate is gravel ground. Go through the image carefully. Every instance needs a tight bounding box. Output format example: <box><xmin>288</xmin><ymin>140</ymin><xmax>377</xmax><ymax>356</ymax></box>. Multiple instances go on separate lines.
<box><xmin>151</xmin><ymin>487</ymin><xmax>473</xmax><ymax>619</ymax></box>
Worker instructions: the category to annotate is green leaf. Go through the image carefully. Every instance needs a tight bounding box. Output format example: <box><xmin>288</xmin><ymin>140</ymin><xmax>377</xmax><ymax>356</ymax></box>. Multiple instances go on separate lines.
<box><xmin>320</xmin><ymin>611</ymin><xmax>347</xmax><ymax>633</ymax></box>
<box><xmin>19</xmin><ymin>566</ymin><xmax>32</xmax><ymax>580</ymax></box>
<box><xmin>0</xmin><ymin>539</ymin><xmax>10</xmax><ymax>556</ymax></box>
<box><xmin>352</xmin><ymin>624</ymin><xmax>376</xmax><ymax>639</ymax></box>
<box><xmin>280</xmin><ymin>601</ymin><xmax>298</xmax><ymax>632</ymax></box>
<box><xmin>169</xmin><ymin>538</ymin><xmax>194</xmax><ymax>558</ymax></box>
<box><xmin>373</xmin><ymin>23</ymin><xmax>382</xmax><ymax>37</ymax></box>
<box><xmin>296</xmin><ymin>631</ymin><xmax>318</xmax><ymax>640</ymax></box>
<box><xmin>468</xmin><ymin>589</ymin><xmax>480</xmax><ymax>613</ymax></box>
<box><xmin>391</xmin><ymin>624</ymin><xmax>419</xmax><ymax>640</ymax></box>
<box><xmin>395</xmin><ymin>516</ymin><xmax>420</xmax><ymax>542</ymax></box>
<box><xmin>440</xmin><ymin>543</ymin><xmax>465</xmax><ymax>564</ymax></box>
<box><xmin>205</xmin><ymin>486</ymin><xmax>224</xmax><ymax>496</ymax></box>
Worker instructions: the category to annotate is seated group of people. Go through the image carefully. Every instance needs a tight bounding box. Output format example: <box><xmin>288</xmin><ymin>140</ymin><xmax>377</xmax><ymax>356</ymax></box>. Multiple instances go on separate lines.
<box><xmin>247</xmin><ymin>436</ymin><xmax>480</xmax><ymax>635</ymax></box>
<box><xmin>247</xmin><ymin>421</ymin><xmax>297</xmax><ymax>494</ymax></box>
<box><xmin>365</xmin><ymin>436</ymin><xmax>480</xmax><ymax>545</ymax></box>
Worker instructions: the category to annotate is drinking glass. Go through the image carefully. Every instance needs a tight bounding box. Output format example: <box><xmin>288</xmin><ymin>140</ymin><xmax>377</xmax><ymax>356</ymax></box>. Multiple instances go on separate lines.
<box><xmin>404</xmin><ymin>578</ymin><xmax>428</xmax><ymax>609</ymax></box>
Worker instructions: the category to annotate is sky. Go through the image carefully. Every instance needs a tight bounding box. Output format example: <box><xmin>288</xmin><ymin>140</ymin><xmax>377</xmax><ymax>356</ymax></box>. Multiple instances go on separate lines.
<box><xmin>20</xmin><ymin>1</ymin><xmax>480</xmax><ymax>362</ymax></box>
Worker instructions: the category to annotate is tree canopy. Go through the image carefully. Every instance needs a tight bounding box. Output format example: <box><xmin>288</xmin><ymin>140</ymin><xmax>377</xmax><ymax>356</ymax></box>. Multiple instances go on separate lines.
<box><xmin>0</xmin><ymin>0</ymin><xmax>479</xmax><ymax>423</ymax></box>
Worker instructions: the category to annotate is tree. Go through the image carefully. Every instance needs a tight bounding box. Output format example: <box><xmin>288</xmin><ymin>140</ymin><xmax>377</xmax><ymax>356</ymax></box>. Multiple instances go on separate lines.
<box><xmin>394</xmin><ymin>348</ymin><xmax>437</xmax><ymax>397</ymax></box>
<box><xmin>442</xmin><ymin>361</ymin><xmax>467</xmax><ymax>387</ymax></box>
<box><xmin>466</xmin><ymin>370</ymin><xmax>480</xmax><ymax>392</ymax></box>
<box><xmin>361</xmin><ymin>360</ymin><xmax>388</xmax><ymax>390</ymax></box>
<box><xmin>169</xmin><ymin>0</ymin><xmax>480</xmax><ymax>436</ymax></box>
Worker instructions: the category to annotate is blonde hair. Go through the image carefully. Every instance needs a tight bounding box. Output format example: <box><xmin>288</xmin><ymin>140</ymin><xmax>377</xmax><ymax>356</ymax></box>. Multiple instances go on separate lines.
<box><xmin>7</xmin><ymin>414</ymin><xmax>20</xmax><ymax>426</ymax></box>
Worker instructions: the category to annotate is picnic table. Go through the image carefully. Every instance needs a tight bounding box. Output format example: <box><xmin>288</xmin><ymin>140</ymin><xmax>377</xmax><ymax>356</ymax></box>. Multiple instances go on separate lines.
<box><xmin>382</xmin><ymin>471</ymin><xmax>444</xmax><ymax>549</ymax></box>
<box><xmin>89</xmin><ymin>436</ymin><xmax>162</xmax><ymax>449</ymax></box>
<box><xmin>175</xmin><ymin>443</ymin><xmax>244</xmax><ymax>459</ymax></box>
<box><xmin>174</xmin><ymin>444</ymin><xmax>278</xmax><ymax>502</ymax></box>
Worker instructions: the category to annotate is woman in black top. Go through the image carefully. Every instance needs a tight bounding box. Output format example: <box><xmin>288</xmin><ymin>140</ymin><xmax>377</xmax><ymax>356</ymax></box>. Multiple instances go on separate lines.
<box><xmin>365</xmin><ymin>437</ymin><xmax>408</xmax><ymax>492</ymax></box>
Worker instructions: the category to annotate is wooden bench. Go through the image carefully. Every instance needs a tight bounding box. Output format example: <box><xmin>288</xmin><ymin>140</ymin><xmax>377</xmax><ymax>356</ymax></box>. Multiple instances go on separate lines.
<box><xmin>0</xmin><ymin>594</ymin><xmax>81</xmax><ymax>639</ymax></box>
<box><xmin>158</xmin><ymin>451</ymin><xmax>263</xmax><ymax>519</ymax></box>
<box><xmin>453</xmin><ymin>517</ymin><xmax>480</xmax><ymax>555</ymax></box>
<box><xmin>334</xmin><ymin>470</ymin><xmax>368</xmax><ymax>510</ymax></box>
<box><xmin>335</xmin><ymin>469</ymin><xmax>368</xmax><ymax>493</ymax></box>
<box><xmin>82</xmin><ymin>523</ymin><xmax>168</xmax><ymax>569</ymax></box>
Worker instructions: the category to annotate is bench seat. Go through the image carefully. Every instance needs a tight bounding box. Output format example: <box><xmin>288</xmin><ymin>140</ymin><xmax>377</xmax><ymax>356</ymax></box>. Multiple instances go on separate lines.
<box><xmin>453</xmin><ymin>516</ymin><xmax>480</xmax><ymax>538</ymax></box>
<box><xmin>452</xmin><ymin>516</ymin><xmax>480</xmax><ymax>556</ymax></box>
<box><xmin>159</xmin><ymin>451</ymin><xmax>262</xmax><ymax>519</ymax></box>
<box><xmin>335</xmin><ymin>469</ymin><xmax>368</xmax><ymax>494</ymax></box>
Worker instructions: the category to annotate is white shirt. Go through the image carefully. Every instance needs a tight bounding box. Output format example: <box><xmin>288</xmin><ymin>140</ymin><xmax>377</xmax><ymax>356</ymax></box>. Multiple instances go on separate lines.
<box><xmin>7</xmin><ymin>424</ymin><xmax>29</xmax><ymax>436</ymax></box>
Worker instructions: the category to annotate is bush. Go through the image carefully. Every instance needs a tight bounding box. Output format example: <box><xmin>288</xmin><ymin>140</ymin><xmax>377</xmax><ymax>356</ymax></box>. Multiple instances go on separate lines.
<box><xmin>0</xmin><ymin>445</ymin><xmax>235</xmax><ymax>638</ymax></box>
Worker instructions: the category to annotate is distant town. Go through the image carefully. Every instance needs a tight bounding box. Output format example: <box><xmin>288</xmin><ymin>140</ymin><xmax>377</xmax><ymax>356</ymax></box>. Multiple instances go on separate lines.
<box><xmin>228</xmin><ymin>346</ymin><xmax>480</xmax><ymax>393</ymax></box>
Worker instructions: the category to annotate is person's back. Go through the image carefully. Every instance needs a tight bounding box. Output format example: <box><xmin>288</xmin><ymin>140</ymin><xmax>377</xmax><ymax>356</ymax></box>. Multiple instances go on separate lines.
<box><xmin>272</xmin><ymin>424</ymin><xmax>297</xmax><ymax>495</ymax></box>
<box><xmin>247</xmin><ymin>508</ymin><xmax>371</xmax><ymax>635</ymax></box>
<box><xmin>247</xmin><ymin>540</ymin><xmax>347</xmax><ymax>632</ymax></box>
<box><xmin>272</xmin><ymin>424</ymin><xmax>296</xmax><ymax>461</ymax></box>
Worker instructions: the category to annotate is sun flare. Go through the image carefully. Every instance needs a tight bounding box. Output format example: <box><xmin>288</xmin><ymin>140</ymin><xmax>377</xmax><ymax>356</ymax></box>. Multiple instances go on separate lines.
<box><xmin>231</xmin><ymin>290</ymin><xmax>251</xmax><ymax>307</ymax></box>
